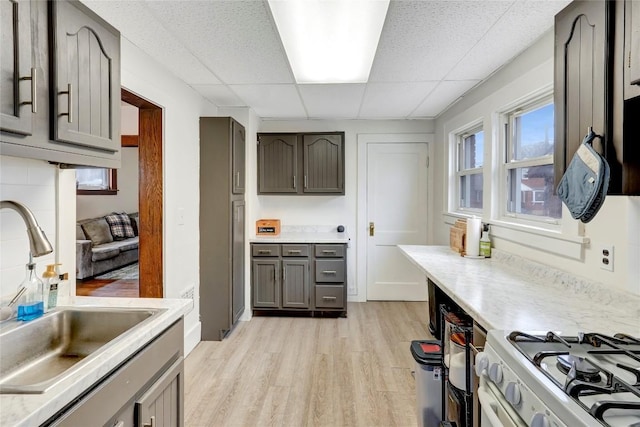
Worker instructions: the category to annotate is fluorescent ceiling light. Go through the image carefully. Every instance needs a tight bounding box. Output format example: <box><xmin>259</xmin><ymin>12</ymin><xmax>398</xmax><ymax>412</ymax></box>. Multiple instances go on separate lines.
<box><xmin>268</xmin><ymin>0</ymin><xmax>390</xmax><ymax>84</ymax></box>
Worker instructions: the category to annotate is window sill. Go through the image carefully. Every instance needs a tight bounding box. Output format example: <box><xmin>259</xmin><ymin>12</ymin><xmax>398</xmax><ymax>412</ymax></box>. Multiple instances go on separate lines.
<box><xmin>76</xmin><ymin>189</ymin><xmax>118</xmax><ymax>196</ymax></box>
<box><xmin>443</xmin><ymin>212</ymin><xmax>589</xmax><ymax>260</ymax></box>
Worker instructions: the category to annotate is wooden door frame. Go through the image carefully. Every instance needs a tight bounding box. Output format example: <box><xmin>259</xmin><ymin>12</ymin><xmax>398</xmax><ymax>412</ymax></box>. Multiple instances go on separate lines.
<box><xmin>121</xmin><ymin>89</ymin><xmax>163</xmax><ymax>298</ymax></box>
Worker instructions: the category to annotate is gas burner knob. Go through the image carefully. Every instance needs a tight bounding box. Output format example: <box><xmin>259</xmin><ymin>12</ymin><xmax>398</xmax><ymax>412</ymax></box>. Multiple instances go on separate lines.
<box><xmin>475</xmin><ymin>352</ymin><xmax>489</xmax><ymax>376</ymax></box>
<box><xmin>505</xmin><ymin>382</ymin><xmax>521</xmax><ymax>405</ymax></box>
<box><xmin>531</xmin><ymin>413</ymin><xmax>550</xmax><ymax>427</ymax></box>
<box><xmin>488</xmin><ymin>363</ymin><xmax>503</xmax><ymax>384</ymax></box>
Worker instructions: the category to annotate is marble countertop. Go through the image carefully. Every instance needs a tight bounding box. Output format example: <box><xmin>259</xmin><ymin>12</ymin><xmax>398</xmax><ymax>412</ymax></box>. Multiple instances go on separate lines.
<box><xmin>0</xmin><ymin>296</ymin><xmax>192</xmax><ymax>427</ymax></box>
<box><xmin>399</xmin><ymin>245</ymin><xmax>640</xmax><ymax>336</ymax></box>
<box><xmin>250</xmin><ymin>231</ymin><xmax>350</xmax><ymax>244</ymax></box>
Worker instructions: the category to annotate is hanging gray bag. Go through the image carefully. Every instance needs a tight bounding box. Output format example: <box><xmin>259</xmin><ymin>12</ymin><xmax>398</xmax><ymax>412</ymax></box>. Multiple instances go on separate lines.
<box><xmin>557</xmin><ymin>130</ymin><xmax>610</xmax><ymax>223</ymax></box>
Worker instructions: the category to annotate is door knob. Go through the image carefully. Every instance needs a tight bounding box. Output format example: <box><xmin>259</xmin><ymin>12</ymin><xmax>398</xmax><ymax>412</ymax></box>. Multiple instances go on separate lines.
<box><xmin>369</xmin><ymin>222</ymin><xmax>375</xmax><ymax>236</ymax></box>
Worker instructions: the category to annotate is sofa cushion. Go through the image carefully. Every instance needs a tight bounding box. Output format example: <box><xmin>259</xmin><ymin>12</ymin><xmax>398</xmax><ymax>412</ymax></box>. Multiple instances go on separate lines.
<box><xmin>81</xmin><ymin>218</ymin><xmax>114</xmax><ymax>246</ymax></box>
<box><xmin>76</xmin><ymin>224</ymin><xmax>87</xmax><ymax>240</ymax></box>
<box><xmin>117</xmin><ymin>237</ymin><xmax>139</xmax><ymax>252</ymax></box>
<box><xmin>92</xmin><ymin>246</ymin><xmax>120</xmax><ymax>262</ymax></box>
<box><xmin>105</xmin><ymin>213</ymin><xmax>136</xmax><ymax>240</ymax></box>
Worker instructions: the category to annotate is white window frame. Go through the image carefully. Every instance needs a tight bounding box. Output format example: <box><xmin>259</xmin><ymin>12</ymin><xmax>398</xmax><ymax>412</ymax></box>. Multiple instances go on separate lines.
<box><xmin>455</xmin><ymin>124</ymin><xmax>484</xmax><ymax>214</ymax></box>
<box><xmin>499</xmin><ymin>93</ymin><xmax>560</xmax><ymax>229</ymax></box>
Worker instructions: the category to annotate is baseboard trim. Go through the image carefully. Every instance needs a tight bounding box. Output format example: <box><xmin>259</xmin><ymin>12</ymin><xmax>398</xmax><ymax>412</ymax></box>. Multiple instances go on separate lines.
<box><xmin>184</xmin><ymin>321</ymin><xmax>201</xmax><ymax>357</ymax></box>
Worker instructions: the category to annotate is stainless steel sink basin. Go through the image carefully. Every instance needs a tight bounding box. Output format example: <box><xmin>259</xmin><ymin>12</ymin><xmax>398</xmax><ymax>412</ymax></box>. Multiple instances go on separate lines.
<box><xmin>0</xmin><ymin>307</ymin><xmax>164</xmax><ymax>394</ymax></box>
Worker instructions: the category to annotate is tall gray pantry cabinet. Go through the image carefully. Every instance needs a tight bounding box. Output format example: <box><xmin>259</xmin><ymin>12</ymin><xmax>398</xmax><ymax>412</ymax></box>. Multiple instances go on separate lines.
<box><xmin>199</xmin><ymin>117</ymin><xmax>245</xmax><ymax>341</ymax></box>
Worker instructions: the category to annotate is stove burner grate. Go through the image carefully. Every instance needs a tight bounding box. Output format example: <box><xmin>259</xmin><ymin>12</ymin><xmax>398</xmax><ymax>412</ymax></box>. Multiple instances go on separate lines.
<box><xmin>557</xmin><ymin>354</ymin><xmax>602</xmax><ymax>383</ymax></box>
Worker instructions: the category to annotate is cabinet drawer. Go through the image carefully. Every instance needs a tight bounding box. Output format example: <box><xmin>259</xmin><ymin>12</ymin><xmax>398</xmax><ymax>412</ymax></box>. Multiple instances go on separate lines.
<box><xmin>315</xmin><ymin>260</ymin><xmax>345</xmax><ymax>282</ymax></box>
<box><xmin>282</xmin><ymin>244</ymin><xmax>310</xmax><ymax>257</ymax></box>
<box><xmin>315</xmin><ymin>285</ymin><xmax>344</xmax><ymax>309</ymax></box>
<box><xmin>252</xmin><ymin>244</ymin><xmax>280</xmax><ymax>257</ymax></box>
<box><xmin>315</xmin><ymin>244</ymin><xmax>345</xmax><ymax>258</ymax></box>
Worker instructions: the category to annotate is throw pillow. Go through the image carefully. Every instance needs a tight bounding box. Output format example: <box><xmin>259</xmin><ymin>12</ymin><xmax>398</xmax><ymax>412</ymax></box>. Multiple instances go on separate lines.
<box><xmin>105</xmin><ymin>212</ymin><xmax>136</xmax><ymax>240</ymax></box>
<box><xmin>128</xmin><ymin>213</ymin><xmax>139</xmax><ymax>236</ymax></box>
<box><xmin>81</xmin><ymin>218</ymin><xmax>114</xmax><ymax>245</ymax></box>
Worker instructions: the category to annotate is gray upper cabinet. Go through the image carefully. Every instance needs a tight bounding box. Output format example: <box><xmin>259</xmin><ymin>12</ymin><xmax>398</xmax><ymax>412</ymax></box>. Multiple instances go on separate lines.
<box><xmin>232</xmin><ymin>120</ymin><xmax>245</xmax><ymax>194</ymax></box>
<box><xmin>1</xmin><ymin>0</ymin><xmax>121</xmax><ymax>168</ymax></box>
<box><xmin>258</xmin><ymin>133</ymin><xmax>298</xmax><ymax>193</ymax></box>
<box><xmin>303</xmin><ymin>134</ymin><xmax>344</xmax><ymax>193</ymax></box>
<box><xmin>258</xmin><ymin>132</ymin><xmax>345</xmax><ymax>195</ymax></box>
<box><xmin>554</xmin><ymin>0</ymin><xmax>611</xmax><ymax>190</ymax></box>
<box><xmin>1</xmin><ymin>0</ymin><xmax>34</xmax><ymax>136</ymax></box>
<box><xmin>50</xmin><ymin>0</ymin><xmax>120</xmax><ymax>152</ymax></box>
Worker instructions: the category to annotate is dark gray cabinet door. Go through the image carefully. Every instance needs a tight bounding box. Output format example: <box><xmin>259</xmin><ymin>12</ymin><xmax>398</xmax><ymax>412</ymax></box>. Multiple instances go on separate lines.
<box><xmin>554</xmin><ymin>0</ymin><xmax>611</xmax><ymax>188</ymax></box>
<box><xmin>232</xmin><ymin>120</ymin><xmax>245</xmax><ymax>194</ymax></box>
<box><xmin>258</xmin><ymin>134</ymin><xmax>298</xmax><ymax>193</ymax></box>
<box><xmin>303</xmin><ymin>134</ymin><xmax>344</xmax><ymax>193</ymax></box>
<box><xmin>252</xmin><ymin>259</ymin><xmax>280</xmax><ymax>308</ymax></box>
<box><xmin>0</xmin><ymin>0</ymin><xmax>34</xmax><ymax>135</ymax></box>
<box><xmin>50</xmin><ymin>0</ymin><xmax>120</xmax><ymax>152</ymax></box>
<box><xmin>232</xmin><ymin>200</ymin><xmax>245</xmax><ymax>324</ymax></box>
<box><xmin>136</xmin><ymin>359</ymin><xmax>184</xmax><ymax>427</ymax></box>
<box><xmin>626</xmin><ymin>0</ymin><xmax>640</xmax><ymax>95</ymax></box>
<box><xmin>282</xmin><ymin>260</ymin><xmax>309</xmax><ymax>308</ymax></box>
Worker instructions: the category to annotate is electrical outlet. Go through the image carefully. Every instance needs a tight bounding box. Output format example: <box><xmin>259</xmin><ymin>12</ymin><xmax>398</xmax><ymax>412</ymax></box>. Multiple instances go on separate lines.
<box><xmin>599</xmin><ymin>244</ymin><xmax>614</xmax><ymax>272</ymax></box>
<box><xmin>181</xmin><ymin>286</ymin><xmax>194</xmax><ymax>300</ymax></box>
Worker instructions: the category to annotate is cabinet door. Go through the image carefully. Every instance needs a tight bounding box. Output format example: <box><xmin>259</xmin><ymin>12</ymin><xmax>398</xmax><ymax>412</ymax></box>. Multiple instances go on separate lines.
<box><xmin>232</xmin><ymin>120</ymin><xmax>245</xmax><ymax>194</ymax></box>
<box><xmin>136</xmin><ymin>359</ymin><xmax>184</xmax><ymax>427</ymax></box>
<box><xmin>626</xmin><ymin>0</ymin><xmax>640</xmax><ymax>95</ymax></box>
<box><xmin>0</xmin><ymin>0</ymin><xmax>34</xmax><ymax>135</ymax></box>
<box><xmin>232</xmin><ymin>200</ymin><xmax>245</xmax><ymax>324</ymax></box>
<box><xmin>252</xmin><ymin>259</ymin><xmax>280</xmax><ymax>308</ymax></box>
<box><xmin>554</xmin><ymin>0</ymin><xmax>612</xmax><ymax>188</ymax></box>
<box><xmin>282</xmin><ymin>259</ymin><xmax>309</xmax><ymax>309</ymax></box>
<box><xmin>303</xmin><ymin>134</ymin><xmax>344</xmax><ymax>193</ymax></box>
<box><xmin>258</xmin><ymin>134</ymin><xmax>298</xmax><ymax>193</ymax></box>
<box><xmin>50</xmin><ymin>0</ymin><xmax>120</xmax><ymax>152</ymax></box>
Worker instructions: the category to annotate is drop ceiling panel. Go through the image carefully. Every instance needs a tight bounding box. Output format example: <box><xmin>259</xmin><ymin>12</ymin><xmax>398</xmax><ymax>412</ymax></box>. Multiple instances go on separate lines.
<box><xmin>369</xmin><ymin>1</ymin><xmax>514</xmax><ymax>82</ymax></box>
<box><xmin>298</xmin><ymin>84</ymin><xmax>365</xmax><ymax>118</ymax></box>
<box><xmin>360</xmin><ymin>82</ymin><xmax>438</xmax><ymax>118</ymax></box>
<box><xmin>411</xmin><ymin>80</ymin><xmax>479</xmax><ymax>118</ymax></box>
<box><xmin>190</xmin><ymin>85</ymin><xmax>245</xmax><ymax>107</ymax></box>
<box><xmin>144</xmin><ymin>0</ymin><xmax>294</xmax><ymax>85</ymax></box>
<box><xmin>230</xmin><ymin>85</ymin><xmax>306</xmax><ymax>118</ymax></box>
<box><xmin>447</xmin><ymin>0</ymin><xmax>571</xmax><ymax>80</ymax></box>
<box><xmin>81</xmin><ymin>1</ymin><xmax>221</xmax><ymax>85</ymax></box>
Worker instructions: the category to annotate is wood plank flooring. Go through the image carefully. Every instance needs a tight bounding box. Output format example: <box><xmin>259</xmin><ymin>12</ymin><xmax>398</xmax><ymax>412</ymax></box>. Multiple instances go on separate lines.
<box><xmin>184</xmin><ymin>301</ymin><xmax>433</xmax><ymax>427</ymax></box>
<box><xmin>75</xmin><ymin>279</ymin><xmax>139</xmax><ymax>297</ymax></box>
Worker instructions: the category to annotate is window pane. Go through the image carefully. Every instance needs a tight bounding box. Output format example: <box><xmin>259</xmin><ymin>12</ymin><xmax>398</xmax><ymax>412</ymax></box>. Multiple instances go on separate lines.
<box><xmin>460</xmin><ymin>173</ymin><xmax>483</xmax><ymax>209</ymax></box>
<box><xmin>76</xmin><ymin>168</ymin><xmax>109</xmax><ymax>190</ymax></box>
<box><xmin>461</xmin><ymin>131</ymin><xmax>484</xmax><ymax>169</ymax></box>
<box><xmin>513</xmin><ymin>103</ymin><xmax>554</xmax><ymax>161</ymax></box>
<box><xmin>508</xmin><ymin>165</ymin><xmax>561</xmax><ymax>218</ymax></box>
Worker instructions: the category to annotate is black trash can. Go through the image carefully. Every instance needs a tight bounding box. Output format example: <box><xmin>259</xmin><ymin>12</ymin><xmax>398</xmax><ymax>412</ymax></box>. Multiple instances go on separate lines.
<box><xmin>411</xmin><ymin>340</ymin><xmax>443</xmax><ymax>427</ymax></box>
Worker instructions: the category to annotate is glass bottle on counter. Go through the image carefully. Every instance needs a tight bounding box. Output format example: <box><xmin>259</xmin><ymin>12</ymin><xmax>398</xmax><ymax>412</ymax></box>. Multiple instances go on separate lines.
<box><xmin>16</xmin><ymin>254</ymin><xmax>45</xmax><ymax>321</ymax></box>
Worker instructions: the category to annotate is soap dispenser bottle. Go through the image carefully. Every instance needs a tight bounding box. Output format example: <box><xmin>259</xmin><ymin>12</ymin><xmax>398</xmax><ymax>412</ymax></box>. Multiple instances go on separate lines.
<box><xmin>479</xmin><ymin>224</ymin><xmax>492</xmax><ymax>258</ymax></box>
<box><xmin>16</xmin><ymin>254</ymin><xmax>45</xmax><ymax>321</ymax></box>
<box><xmin>43</xmin><ymin>264</ymin><xmax>61</xmax><ymax>311</ymax></box>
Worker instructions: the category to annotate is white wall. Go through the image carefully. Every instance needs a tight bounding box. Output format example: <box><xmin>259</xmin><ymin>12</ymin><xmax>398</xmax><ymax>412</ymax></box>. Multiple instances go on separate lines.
<box><xmin>256</xmin><ymin>119</ymin><xmax>433</xmax><ymax>301</ymax></box>
<box><xmin>432</xmin><ymin>30</ymin><xmax>640</xmax><ymax>295</ymax></box>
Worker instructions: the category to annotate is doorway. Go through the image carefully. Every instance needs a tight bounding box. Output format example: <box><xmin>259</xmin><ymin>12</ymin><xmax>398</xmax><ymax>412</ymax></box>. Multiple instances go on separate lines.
<box><xmin>356</xmin><ymin>134</ymin><xmax>430</xmax><ymax>301</ymax></box>
<box><xmin>75</xmin><ymin>89</ymin><xmax>164</xmax><ymax>298</ymax></box>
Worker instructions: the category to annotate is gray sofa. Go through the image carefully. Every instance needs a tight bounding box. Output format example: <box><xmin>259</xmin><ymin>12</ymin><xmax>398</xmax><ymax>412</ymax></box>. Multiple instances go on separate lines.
<box><xmin>76</xmin><ymin>212</ymin><xmax>139</xmax><ymax>280</ymax></box>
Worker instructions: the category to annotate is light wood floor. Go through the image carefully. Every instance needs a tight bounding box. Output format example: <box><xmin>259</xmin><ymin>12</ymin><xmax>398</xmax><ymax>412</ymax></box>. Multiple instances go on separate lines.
<box><xmin>184</xmin><ymin>301</ymin><xmax>433</xmax><ymax>427</ymax></box>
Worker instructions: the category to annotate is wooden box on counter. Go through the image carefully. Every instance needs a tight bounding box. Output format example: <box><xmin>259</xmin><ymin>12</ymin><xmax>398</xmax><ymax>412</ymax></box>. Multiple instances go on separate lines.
<box><xmin>256</xmin><ymin>219</ymin><xmax>281</xmax><ymax>235</ymax></box>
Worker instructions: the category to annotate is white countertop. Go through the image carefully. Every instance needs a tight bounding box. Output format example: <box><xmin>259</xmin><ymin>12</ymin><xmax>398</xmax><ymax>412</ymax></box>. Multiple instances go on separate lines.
<box><xmin>250</xmin><ymin>231</ymin><xmax>350</xmax><ymax>244</ymax></box>
<box><xmin>399</xmin><ymin>245</ymin><xmax>640</xmax><ymax>336</ymax></box>
<box><xmin>0</xmin><ymin>296</ymin><xmax>192</xmax><ymax>427</ymax></box>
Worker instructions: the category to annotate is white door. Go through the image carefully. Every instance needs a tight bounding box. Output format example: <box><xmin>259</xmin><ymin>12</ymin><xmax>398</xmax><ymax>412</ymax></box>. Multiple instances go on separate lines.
<box><xmin>366</xmin><ymin>143</ymin><xmax>428</xmax><ymax>300</ymax></box>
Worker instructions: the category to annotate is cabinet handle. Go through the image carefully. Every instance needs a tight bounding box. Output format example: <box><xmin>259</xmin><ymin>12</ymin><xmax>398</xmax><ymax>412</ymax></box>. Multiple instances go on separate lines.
<box><xmin>236</xmin><ymin>171</ymin><xmax>240</xmax><ymax>188</ymax></box>
<box><xmin>59</xmin><ymin>83</ymin><xmax>72</xmax><ymax>123</ymax></box>
<box><xmin>283</xmin><ymin>268</ymin><xmax>286</xmax><ymax>282</ymax></box>
<box><xmin>293</xmin><ymin>175</ymin><xmax>296</xmax><ymax>188</ymax></box>
<box><xmin>322</xmin><ymin>270</ymin><xmax>337</xmax><ymax>275</ymax></box>
<box><xmin>288</xmin><ymin>250</ymin><xmax>301</xmax><ymax>254</ymax></box>
<box><xmin>19</xmin><ymin>68</ymin><xmax>37</xmax><ymax>113</ymax></box>
<box><xmin>322</xmin><ymin>250</ymin><xmax>337</xmax><ymax>255</ymax></box>
<box><xmin>143</xmin><ymin>416</ymin><xmax>155</xmax><ymax>427</ymax></box>
<box><xmin>322</xmin><ymin>296</ymin><xmax>337</xmax><ymax>300</ymax></box>
<box><xmin>304</xmin><ymin>175</ymin><xmax>308</xmax><ymax>188</ymax></box>
<box><xmin>258</xmin><ymin>250</ymin><xmax>271</xmax><ymax>254</ymax></box>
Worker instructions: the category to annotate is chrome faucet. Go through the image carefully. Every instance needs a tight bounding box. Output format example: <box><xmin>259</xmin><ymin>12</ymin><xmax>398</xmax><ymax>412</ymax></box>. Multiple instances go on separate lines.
<box><xmin>0</xmin><ymin>201</ymin><xmax>53</xmax><ymax>256</ymax></box>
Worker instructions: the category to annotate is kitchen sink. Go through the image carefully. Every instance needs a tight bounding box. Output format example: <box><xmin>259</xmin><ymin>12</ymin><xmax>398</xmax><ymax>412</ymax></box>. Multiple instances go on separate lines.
<box><xmin>0</xmin><ymin>307</ymin><xmax>164</xmax><ymax>394</ymax></box>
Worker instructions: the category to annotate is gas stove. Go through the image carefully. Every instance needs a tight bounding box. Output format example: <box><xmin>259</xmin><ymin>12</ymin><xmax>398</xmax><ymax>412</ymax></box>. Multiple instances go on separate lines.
<box><xmin>477</xmin><ymin>330</ymin><xmax>640</xmax><ymax>427</ymax></box>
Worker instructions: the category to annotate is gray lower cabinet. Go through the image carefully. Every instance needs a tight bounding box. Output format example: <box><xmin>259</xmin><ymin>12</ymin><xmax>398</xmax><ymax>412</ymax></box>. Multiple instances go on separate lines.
<box><xmin>251</xmin><ymin>243</ymin><xmax>347</xmax><ymax>315</ymax></box>
<box><xmin>626</xmin><ymin>0</ymin><xmax>640</xmax><ymax>96</ymax></box>
<box><xmin>48</xmin><ymin>319</ymin><xmax>184</xmax><ymax>427</ymax></box>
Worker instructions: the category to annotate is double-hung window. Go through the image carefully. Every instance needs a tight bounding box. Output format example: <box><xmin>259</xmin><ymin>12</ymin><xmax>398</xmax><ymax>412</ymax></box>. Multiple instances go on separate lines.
<box><xmin>503</xmin><ymin>98</ymin><xmax>561</xmax><ymax>221</ymax></box>
<box><xmin>76</xmin><ymin>168</ymin><xmax>118</xmax><ymax>195</ymax></box>
<box><xmin>456</xmin><ymin>127</ymin><xmax>484</xmax><ymax>211</ymax></box>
